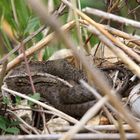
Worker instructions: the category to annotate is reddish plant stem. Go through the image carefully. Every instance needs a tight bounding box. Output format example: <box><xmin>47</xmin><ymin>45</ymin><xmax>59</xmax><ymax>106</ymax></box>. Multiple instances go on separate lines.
<box><xmin>20</xmin><ymin>41</ymin><xmax>36</xmax><ymax>94</ymax></box>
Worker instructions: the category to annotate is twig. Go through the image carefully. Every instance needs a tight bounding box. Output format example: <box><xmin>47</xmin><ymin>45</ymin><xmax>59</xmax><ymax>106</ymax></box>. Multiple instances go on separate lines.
<box><xmin>83</xmin><ymin>7</ymin><xmax>140</xmax><ymax>29</ymax></box>
<box><xmin>84</xmin><ymin>23</ymin><xmax>140</xmax><ymax>64</ymax></box>
<box><xmin>1</xmin><ymin>84</ymin><xmax>77</xmax><ymax>124</ymax></box>
<box><xmin>40</xmin><ymin>108</ymin><xmax>50</xmax><ymax>134</ymax></box>
<box><xmin>86</xmin><ymin>25</ymin><xmax>140</xmax><ymax>78</ymax></box>
<box><xmin>0</xmin><ymin>60</ymin><xmax>8</xmax><ymax>91</ymax></box>
<box><xmin>118</xmin><ymin>117</ymin><xmax>127</xmax><ymax>140</ymax></box>
<box><xmin>5</xmin><ymin>20</ymin><xmax>75</xmax><ymax>72</ymax></box>
<box><xmin>20</xmin><ymin>41</ymin><xmax>36</xmax><ymax>93</ymax></box>
<box><xmin>59</xmin><ymin>96</ymin><xmax>108</xmax><ymax>140</ymax></box>
<box><xmin>81</xmin><ymin>20</ymin><xmax>140</xmax><ymax>48</ymax></box>
<box><xmin>7</xmin><ymin>109</ymin><xmax>39</xmax><ymax>134</ymax></box>
<box><xmin>102</xmin><ymin>25</ymin><xmax>140</xmax><ymax>46</ymax></box>
<box><xmin>80</xmin><ymin>80</ymin><xmax>116</xmax><ymax>109</ymax></box>
<box><xmin>52</xmin><ymin>124</ymin><xmax>136</xmax><ymax>132</ymax></box>
<box><xmin>64</xmin><ymin>1</ymin><xmax>140</xmax><ymax>63</ymax></box>
<box><xmin>0</xmin><ymin>25</ymin><xmax>46</xmax><ymax>64</ymax></box>
<box><xmin>11</xmin><ymin>108</ymin><xmax>58</xmax><ymax>115</ymax></box>
<box><xmin>19</xmin><ymin>124</ymin><xmax>32</xmax><ymax>134</ymax></box>
<box><xmin>0</xmin><ymin>133</ymin><xmax>138</xmax><ymax>140</ymax></box>
<box><xmin>99</xmin><ymin>0</ymin><xmax>120</xmax><ymax>23</ymax></box>
<box><xmin>80</xmin><ymin>80</ymin><xmax>120</xmax><ymax>125</ymax></box>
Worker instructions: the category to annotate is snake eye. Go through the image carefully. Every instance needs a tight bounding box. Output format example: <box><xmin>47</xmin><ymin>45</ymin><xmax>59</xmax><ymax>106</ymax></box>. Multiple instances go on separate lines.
<box><xmin>15</xmin><ymin>79</ymin><xmax>29</xmax><ymax>86</ymax></box>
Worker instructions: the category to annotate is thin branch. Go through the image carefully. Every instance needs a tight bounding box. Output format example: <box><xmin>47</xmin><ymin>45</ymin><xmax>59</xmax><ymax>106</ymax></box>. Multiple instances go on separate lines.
<box><xmin>62</xmin><ymin>1</ymin><xmax>140</xmax><ymax>64</ymax></box>
<box><xmin>52</xmin><ymin>124</ymin><xmax>137</xmax><ymax>132</ymax></box>
<box><xmin>5</xmin><ymin>20</ymin><xmax>75</xmax><ymax>72</ymax></box>
<box><xmin>83</xmin><ymin>7</ymin><xmax>140</xmax><ymax>29</ymax></box>
<box><xmin>1</xmin><ymin>84</ymin><xmax>77</xmax><ymax>124</ymax></box>
<box><xmin>20</xmin><ymin>41</ymin><xmax>36</xmax><ymax>93</ymax></box>
<box><xmin>86</xmin><ymin>25</ymin><xmax>140</xmax><ymax>79</ymax></box>
<box><xmin>59</xmin><ymin>97</ymin><xmax>108</xmax><ymax>140</ymax></box>
<box><xmin>0</xmin><ymin>133</ymin><xmax>138</xmax><ymax>140</ymax></box>
<box><xmin>102</xmin><ymin>24</ymin><xmax>140</xmax><ymax>46</ymax></box>
<box><xmin>0</xmin><ymin>60</ymin><xmax>8</xmax><ymax>91</ymax></box>
<box><xmin>7</xmin><ymin>109</ymin><xmax>39</xmax><ymax>134</ymax></box>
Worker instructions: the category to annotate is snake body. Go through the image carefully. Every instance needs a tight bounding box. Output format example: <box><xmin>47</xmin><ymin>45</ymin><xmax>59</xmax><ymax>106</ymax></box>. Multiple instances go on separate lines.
<box><xmin>4</xmin><ymin>59</ymin><xmax>112</xmax><ymax>117</ymax></box>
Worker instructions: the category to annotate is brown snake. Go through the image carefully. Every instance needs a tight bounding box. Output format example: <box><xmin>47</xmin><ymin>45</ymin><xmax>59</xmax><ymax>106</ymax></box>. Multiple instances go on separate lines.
<box><xmin>4</xmin><ymin>59</ymin><xmax>112</xmax><ymax>117</ymax></box>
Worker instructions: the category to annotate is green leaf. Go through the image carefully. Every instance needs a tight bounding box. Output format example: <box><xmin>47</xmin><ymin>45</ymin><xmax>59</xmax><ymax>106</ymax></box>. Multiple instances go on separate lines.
<box><xmin>14</xmin><ymin>0</ymin><xmax>30</xmax><ymax>36</ymax></box>
<box><xmin>0</xmin><ymin>121</ymin><xmax>6</xmax><ymax>131</ymax></box>
<box><xmin>0</xmin><ymin>116</ymin><xmax>20</xmax><ymax>134</ymax></box>
<box><xmin>24</xmin><ymin>17</ymin><xmax>39</xmax><ymax>33</ymax></box>
<box><xmin>24</xmin><ymin>17</ymin><xmax>43</xmax><ymax>42</ymax></box>
<box><xmin>0</xmin><ymin>116</ymin><xmax>10</xmax><ymax>125</ymax></box>
<box><xmin>5</xmin><ymin>127</ymin><xmax>20</xmax><ymax>134</ymax></box>
<box><xmin>2</xmin><ymin>97</ymin><xmax>10</xmax><ymax>105</ymax></box>
<box><xmin>0</xmin><ymin>116</ymin><xmax>9</xmax><ymax>130</ymax></box>
<box><xmin>9</xmin><ymin>120</ymin><xmax>20</xmax><ymax>126</ymax></box>
<box><xmin>28</xmin><ymin>93</ymin><xmax>40</xmax><ymax>106</ymax></box>
<box><xmin>0</xmin><ymin>28</ymin><xmax>12</xmax><ymax>51</ymax></box>
<box><xmin>15</xmin><ymin>96</ymin><xmax>21</xmax><ymax>104</ymax></box>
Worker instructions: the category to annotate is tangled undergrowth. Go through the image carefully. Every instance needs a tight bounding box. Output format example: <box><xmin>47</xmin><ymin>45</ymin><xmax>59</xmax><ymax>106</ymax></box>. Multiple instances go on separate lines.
<box><xmin>0</xmin><ymin>0</ymin><xmax>140</xmax><ymax>140</ymax></box>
